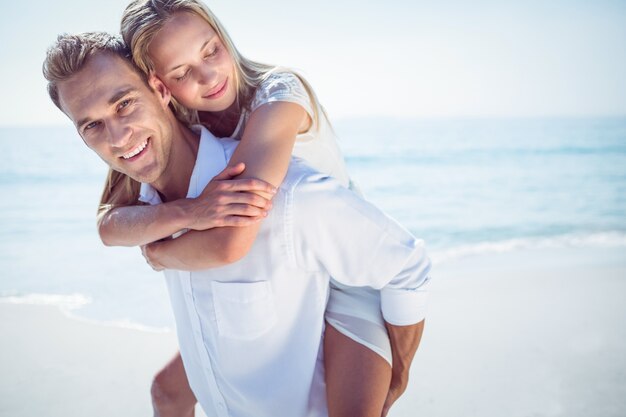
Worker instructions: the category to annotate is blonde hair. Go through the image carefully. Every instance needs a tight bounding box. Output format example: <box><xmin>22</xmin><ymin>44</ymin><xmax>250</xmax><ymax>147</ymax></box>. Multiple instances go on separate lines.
<box><xmin>42</xmin><ymin>32</ymin><xmax>142</xmax><ymax>216</ymax></box>
<box><xmin>120</xmin><ymin>0</ymin><xmax>324</xmax><ymax>128</ymax></box>
<box><xmin>97</xmin><ymin>170</ymin><xmax>143</xmax><ymax>220</ymax></box>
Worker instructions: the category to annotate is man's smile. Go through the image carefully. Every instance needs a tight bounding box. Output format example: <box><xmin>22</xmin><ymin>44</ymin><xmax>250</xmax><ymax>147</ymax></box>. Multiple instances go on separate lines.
<box><xmin>121</xmin><ymin>138</ymin><xmax>150</xmax><ymax>160</ymax></box>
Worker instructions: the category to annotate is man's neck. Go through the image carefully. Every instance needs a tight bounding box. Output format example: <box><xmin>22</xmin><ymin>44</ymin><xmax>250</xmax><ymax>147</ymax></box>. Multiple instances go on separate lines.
<box><xmin>151</xmin><ymin>121</ymin><xmax>200</xmax><ymax>203</ymax></box>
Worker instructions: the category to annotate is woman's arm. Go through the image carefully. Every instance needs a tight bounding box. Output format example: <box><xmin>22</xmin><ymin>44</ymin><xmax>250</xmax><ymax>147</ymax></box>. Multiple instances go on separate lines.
<box><xmin>143</xmin><ymin>101</ymin><xmax>310</xmax><ymax>270</ymax></box>
<box><xmin>98</xmin><ymin>198</ymin><xmax>190</xmax><ymax>247</ymax></box>
<box><xmin>98</xmin><ymin>163</ymin><xmax>276</xmax><ymax>247</ymax></box>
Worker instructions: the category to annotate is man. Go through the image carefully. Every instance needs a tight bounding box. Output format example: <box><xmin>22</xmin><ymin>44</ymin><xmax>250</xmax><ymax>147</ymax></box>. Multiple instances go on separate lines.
<box><xmin>43</xmin><ymin>32</ymin><xmax>431</xmax><ymax>417</ymax></box>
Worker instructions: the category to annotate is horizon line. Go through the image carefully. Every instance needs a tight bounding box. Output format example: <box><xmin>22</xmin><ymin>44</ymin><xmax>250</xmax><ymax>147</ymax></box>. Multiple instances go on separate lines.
<box><xmin>2</xmin><ymin>113</ymin><xmax>626</xmax><ymax>129</ymax></box>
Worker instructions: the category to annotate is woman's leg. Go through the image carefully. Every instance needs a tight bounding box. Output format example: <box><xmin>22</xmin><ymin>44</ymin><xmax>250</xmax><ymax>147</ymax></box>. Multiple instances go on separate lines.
<box><xmin>324</xmin><ymin>323</ymin><xmax>392</xmax><ymax>417</ymax></box>
<box><xmin>151</xmin><ymin>352</ymin><xmax>197</xmax><ymax>417</ymax></box>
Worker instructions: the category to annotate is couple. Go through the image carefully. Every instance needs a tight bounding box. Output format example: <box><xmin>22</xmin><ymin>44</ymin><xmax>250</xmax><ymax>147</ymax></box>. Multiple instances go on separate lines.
<box><xmin>43</xmin><ymin>1</ymin><xmax>431</xmax><ymax>416</ymax></box>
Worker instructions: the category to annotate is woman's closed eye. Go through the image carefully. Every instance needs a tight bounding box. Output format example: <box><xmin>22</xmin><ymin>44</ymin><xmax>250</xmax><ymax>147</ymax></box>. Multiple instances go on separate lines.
<box><xmin>175</xmin><ymin>69</ymin><xmax>190</xmax><ymax>82</ymax></box>
<box><xmin>204</xmin><ymin>45</ymin><xmax>219</xmax><ymax>59</ymax></box>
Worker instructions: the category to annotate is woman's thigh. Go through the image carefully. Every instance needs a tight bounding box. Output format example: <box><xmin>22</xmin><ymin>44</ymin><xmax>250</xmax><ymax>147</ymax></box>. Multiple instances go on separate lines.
<box><xmin>324</xmin><ymin>323</ymin><xmax>392</xmax><ymax>417</ymax></box>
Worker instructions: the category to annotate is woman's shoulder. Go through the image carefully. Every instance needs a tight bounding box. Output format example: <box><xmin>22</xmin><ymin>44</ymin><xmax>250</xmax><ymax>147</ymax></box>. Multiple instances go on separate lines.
<box><xmin>250</xmin><ymin>71</ymin><xmax>313</xmax><ymax>114</ymax></box>
<box><xmin>259</xmin><ymin>71</ymin><xmax>306</xmax><ymax>93</ymax></box>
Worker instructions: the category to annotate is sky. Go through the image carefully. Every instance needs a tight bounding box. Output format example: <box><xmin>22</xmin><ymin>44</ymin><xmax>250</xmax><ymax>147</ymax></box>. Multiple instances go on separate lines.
<box><xmin>1</xmin><ymin>0</ymin><xmax>625</xmax><ymax>126</ymax></box>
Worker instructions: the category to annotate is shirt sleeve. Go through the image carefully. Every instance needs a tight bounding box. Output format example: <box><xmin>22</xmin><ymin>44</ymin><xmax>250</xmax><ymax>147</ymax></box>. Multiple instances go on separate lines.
<box><xmin>289</xmin><ymin>169</ymin><xmax>432</xmax><ymax>326</ymax></box>
<box><xmin>250</xmin><ymin>72</ymin><xmax>315</xmax><ymax>120</ymax></box>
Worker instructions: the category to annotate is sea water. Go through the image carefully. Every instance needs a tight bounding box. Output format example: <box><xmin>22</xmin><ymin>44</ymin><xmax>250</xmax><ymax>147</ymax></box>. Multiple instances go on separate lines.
<box><xmin>1</xmin><ymin>117</ymin><xmax>625</xmax><ymax>329</ymax></box>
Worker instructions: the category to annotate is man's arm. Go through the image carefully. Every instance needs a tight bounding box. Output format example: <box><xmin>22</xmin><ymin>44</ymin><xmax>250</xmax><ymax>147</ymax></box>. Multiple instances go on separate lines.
<box><xmin>292</xmin><ymin>173</ymin><xmax>432</xmax><ymax>302</ymax></box>
<box><xmin>382</xmin><ymin>320</ymin><xmax>425</xmax><ymax>417</ymax></box>
<box><xmin>291</xmin><ymin>173</ymin><xmax>432</xmax><ymax>415</ymax></box>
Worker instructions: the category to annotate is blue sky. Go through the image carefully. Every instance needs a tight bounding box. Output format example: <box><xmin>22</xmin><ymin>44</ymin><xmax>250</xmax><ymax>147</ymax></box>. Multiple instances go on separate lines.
<box><xmin>1</xmin><ymin>0</ymin><xmax>625</xmax><ymax>126</ymax></box>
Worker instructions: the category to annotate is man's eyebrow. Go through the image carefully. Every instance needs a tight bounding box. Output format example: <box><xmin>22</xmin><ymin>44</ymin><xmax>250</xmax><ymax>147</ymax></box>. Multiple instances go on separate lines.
<box><xmin>108</xmin><ymin>87</ymin><xmax>136</xmax><ymax>105</ymax></box>
<box><xmin>76</xmin><ymin>87</ymin><xmax>136</xmax><ymax>129</ymax></box>
<box><xmin>76</xmin><ymin>116</ymin><xmax>91</xmax><ymax>130</ymax></box>
<box><xmin>167</xmin><ymin>37</ymin><xmax>214</xmax><ymax>73</ymax></box>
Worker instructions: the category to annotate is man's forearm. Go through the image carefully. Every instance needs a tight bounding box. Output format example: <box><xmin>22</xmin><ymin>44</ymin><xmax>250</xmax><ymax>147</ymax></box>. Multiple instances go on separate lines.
<box><xmin>98</xmin><ymin>200</ymin><xmax>192</xmax><ymax>247</ymax></box>
<box><xmin>382</xmin><ymin>320</ymin><xmax>425</xmax><ymax>416</ymax></box>
<box><xmin>386</xmin><ymin>320</ymin><xmax>425</xmax><ymax>376</ymax></box>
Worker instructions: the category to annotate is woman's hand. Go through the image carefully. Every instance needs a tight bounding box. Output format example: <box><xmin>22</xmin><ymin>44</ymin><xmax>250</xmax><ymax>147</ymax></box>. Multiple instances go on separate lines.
<box><xmin>141</xmin><ymin>242</ymin><xmax>165</xmax><ymax>271</ymax></box>
<box><xmin>185</xmin><ymin>162</ymin><xmax>276</xmax><ymax>231</ymax></box>
<box><xmin>98</xmin><ymin>163</ymin><xmax>276</xmax><ymax>247</ymax></box>
<box><xmin>128</xmin><ymin>101</ymin><xmax>302</xmax><ymax>267</ymax></box>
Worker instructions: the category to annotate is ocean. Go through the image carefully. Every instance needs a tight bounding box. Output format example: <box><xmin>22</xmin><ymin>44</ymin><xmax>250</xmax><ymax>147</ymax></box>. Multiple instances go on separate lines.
<box><xmin>1</xmin><ymin>117</ymin><xmax>625</xmax><ymax>330</ymax></box>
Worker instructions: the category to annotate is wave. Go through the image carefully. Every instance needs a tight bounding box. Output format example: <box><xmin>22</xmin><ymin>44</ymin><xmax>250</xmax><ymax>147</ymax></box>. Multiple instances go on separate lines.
<box><xmin>2</xmin><ymin>231</ymin><xmax>624</xmax><ymax>330</ymax></box>
<box><xmin>0</xmin><ymin>292</ymin><xmax>171</xmax><ymax>334</ymax></box>
<box><xmin>0</xmin><ymin>292</ymin><xmax>91</xmax><ymax>310</ymax></box>
<box><xmin>430</xmin><ymin>231</ymin><xmax>626</xmax><ymax>265</ymax></box>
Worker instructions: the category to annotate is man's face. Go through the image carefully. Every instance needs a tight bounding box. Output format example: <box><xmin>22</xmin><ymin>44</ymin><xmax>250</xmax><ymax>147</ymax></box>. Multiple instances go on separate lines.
<box><xmin>57</xmin><ymin>53</ymin><xmax>175</xmax><ymax>184</ymax></box>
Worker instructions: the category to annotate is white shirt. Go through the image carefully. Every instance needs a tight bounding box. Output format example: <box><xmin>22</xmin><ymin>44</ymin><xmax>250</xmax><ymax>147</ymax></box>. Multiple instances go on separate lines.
<box><xmin>139</xmin><ymin>126</ymin><xmax>431</xmax><ymax>417</ymax></box>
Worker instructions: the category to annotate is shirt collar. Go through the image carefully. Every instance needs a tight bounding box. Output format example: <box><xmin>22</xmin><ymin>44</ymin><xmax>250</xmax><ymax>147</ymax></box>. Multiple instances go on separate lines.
<box><xmin>139</xmin><ymin>125</ymin><xmax>228</xmax><ymax>204</ymax></box>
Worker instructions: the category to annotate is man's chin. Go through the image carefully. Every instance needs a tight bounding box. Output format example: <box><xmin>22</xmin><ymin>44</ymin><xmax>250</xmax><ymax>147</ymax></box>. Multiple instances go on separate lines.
<box><xmin>115</xmin><ymin>166</ymin><xmax>159</xmax><ymax>185</ymax></box>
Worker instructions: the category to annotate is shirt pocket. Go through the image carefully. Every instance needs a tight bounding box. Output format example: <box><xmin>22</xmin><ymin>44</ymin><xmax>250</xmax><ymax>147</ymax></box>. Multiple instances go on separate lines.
<box><xmin>211</xmin><ymin>280</ymin><xmax>278</xmax><ymax>341</ymax></box>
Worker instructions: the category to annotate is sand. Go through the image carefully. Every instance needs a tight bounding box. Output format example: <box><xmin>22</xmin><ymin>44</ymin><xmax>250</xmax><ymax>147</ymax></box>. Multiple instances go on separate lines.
<box><xmin>0</xmin><ymin>303</ymin><xmax>182</xmax><ymax>416</ymax></box>
<box><xmin>392</xmin><ymin>246</ymin><xmax>626</xmax><ymax>417</ymax></box>
<box><xmin>1</xmin><ymin>246</ymin><xmax>624</xmax><ymax>417</ymax></box>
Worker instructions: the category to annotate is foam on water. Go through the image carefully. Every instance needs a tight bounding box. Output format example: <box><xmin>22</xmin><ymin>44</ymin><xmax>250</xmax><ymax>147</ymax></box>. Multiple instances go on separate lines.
<box><xmin>0</xmin><ymin>292</ymin><xmax>171</xmax><ymax>333</ymax></box>
<box><xmin>430</xmin><ymin>231</ymin><xmax>626</xmax><ymax>264</ymax></box>
<box><xmin>0</xmin><ymin>292</ymin><xmax>91</xmax><ymax>310</ymax></box>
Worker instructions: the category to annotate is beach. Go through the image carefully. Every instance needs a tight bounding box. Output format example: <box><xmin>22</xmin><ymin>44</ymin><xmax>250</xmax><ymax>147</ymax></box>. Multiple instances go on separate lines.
<box><xmin>2</xmin><ymin>0</ymin><xmax>625</xmax><ymax>410</ymax></box>
<box><xmin>2</xmin><ymin>246</ymin><xmax>624</xmax><ymax>417</ymax></box>
<box><xmin>395</xmin><ymin>246</ymin><xmax>626</xmax><ymax>417</ymax></box>
<box><xmin>1</xmin><ymin>118</ymin><xmax>624</xmax><ymax>415</ymax></box>
<box><xmin>0</xmin><ymin>303</ymin><xmax>181</xmax><ymax>417</ymax></box>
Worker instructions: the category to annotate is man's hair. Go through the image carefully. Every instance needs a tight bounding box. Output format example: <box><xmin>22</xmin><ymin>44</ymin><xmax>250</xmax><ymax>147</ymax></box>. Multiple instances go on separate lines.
<box><xmin>42</xmin><ymin>32</ymin><xmax>139</xmax><ymax>110</ymax></box>
<box><xmin>42</xmin><ymin>32</ymin><xmax>145</xmax><ymax>215</ymax></box>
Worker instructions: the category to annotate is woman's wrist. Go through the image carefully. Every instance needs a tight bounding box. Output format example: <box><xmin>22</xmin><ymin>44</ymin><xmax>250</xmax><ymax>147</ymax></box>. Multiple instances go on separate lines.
<box><xmin>168</xmin><ymin>198</ymin><xmax>201</xmax><ymax>231</ymax></box>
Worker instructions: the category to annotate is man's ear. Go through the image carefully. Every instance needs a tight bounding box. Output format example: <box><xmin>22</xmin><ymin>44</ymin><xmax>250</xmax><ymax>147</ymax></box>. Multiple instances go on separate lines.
<box><xmin>148</xmin><ymin>73</ymin><xmax>172</xmax><ymax>108</ymax></box>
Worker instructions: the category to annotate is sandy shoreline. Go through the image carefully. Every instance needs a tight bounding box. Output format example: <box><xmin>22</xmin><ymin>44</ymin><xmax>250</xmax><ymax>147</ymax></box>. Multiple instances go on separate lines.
<box><xmin>0</xmin><ymin>303</ymin><xmax>179</xmax><ymax>417</ymax></box>
<box><xmin>1</xmin><ymin>246</ymin><xmax>625</xmax><ymax>417</ymax></box>
<box><xmin>395</xmin><ymin>246</ymin><xmax>626</xmax><ymax>417</ymax></box>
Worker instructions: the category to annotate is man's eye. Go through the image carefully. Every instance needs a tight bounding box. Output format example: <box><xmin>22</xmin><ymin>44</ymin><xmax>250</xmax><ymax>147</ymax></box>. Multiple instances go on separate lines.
<box><xmin>84</xmin><ymin>121</ymin><xmax>100</xmax><ymax>132</ymax></box>
<box><xmin>118</xmin><ymin>99</ymin><xmax>132</xmax><ymax>111</ymax></box>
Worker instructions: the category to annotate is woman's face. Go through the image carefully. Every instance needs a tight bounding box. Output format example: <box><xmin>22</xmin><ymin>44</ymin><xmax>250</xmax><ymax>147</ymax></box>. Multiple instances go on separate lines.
<box><xmin>148</xmin><ymin>12</ymin><xmax>237</xmax><ymax>113</ymax></box>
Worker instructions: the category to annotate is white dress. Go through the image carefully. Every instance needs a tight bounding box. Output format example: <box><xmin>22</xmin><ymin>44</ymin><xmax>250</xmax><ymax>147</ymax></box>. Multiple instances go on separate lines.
<box><xmin>230</xmin><ymin>72</ymin><xmax>392</xmax><ymax>364</ymax></box>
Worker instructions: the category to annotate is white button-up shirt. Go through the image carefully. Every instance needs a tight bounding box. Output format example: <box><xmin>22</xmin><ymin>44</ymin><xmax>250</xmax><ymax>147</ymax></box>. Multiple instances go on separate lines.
<box><xmin>139</xmin><ymin>127</ymin><xmax>431</xmax><ymax>417</ymax></box>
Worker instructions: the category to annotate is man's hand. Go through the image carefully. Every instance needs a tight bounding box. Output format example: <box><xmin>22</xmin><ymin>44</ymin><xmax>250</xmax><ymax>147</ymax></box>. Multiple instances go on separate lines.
<box><xmin>185</xmin><ymin>162</ymin><xmax>277</xmax><ymax>231</ymax></box>
<box><xmin>381</xmin><ymin>320</ymin><xmax>425</xmax><ymax>417</ymax></box>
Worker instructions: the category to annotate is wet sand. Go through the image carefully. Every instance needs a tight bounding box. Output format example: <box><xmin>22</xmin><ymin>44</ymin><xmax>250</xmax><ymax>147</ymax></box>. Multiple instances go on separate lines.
<box><xmin>1</xmin><ymin>247</ymin><xmax>625</xmax><ymax>417</ymax></box>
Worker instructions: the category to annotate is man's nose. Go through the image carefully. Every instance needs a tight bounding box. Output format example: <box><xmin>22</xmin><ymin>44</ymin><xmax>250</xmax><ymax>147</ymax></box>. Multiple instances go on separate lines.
<box><xmin>107</xmin><ymin>121</ymin><xmax>132</xmax><ymax>149</ymax></box>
